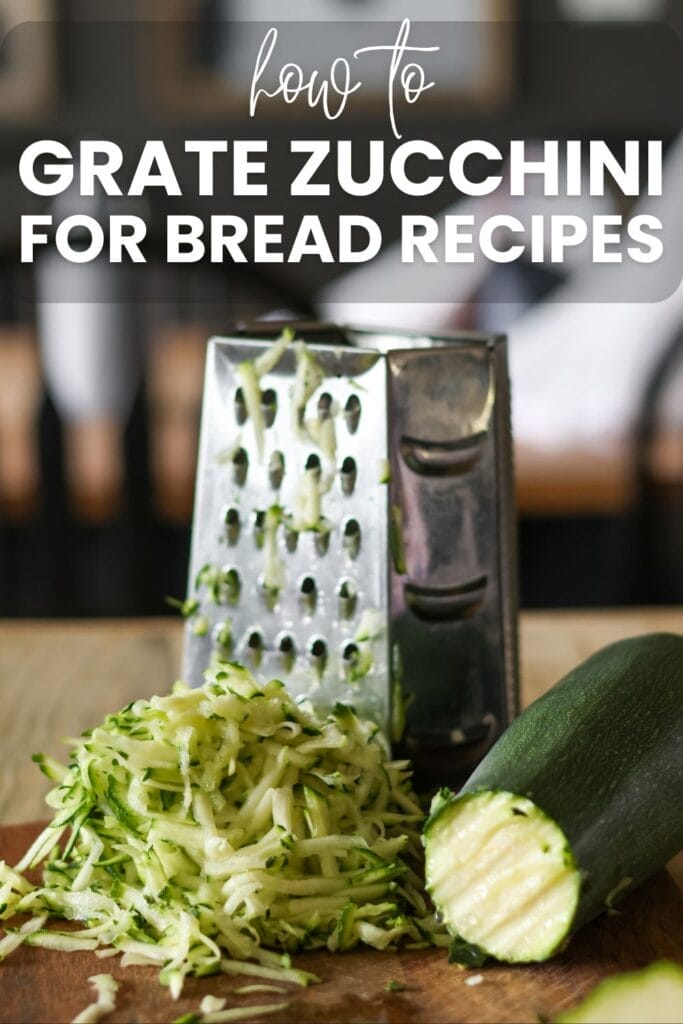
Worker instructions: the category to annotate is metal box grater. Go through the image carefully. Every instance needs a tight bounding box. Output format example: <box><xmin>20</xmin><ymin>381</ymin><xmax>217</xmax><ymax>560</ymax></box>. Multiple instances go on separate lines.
<box><xmin>183</xmin><ymin>322</ymin><xmax>518</xmax><ymax>784</ymax></box>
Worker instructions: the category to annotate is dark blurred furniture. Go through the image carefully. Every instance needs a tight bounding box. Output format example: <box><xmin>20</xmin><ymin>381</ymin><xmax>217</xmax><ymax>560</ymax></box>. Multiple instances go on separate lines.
<box><xmin>517</xmin><ymin>325</ymin><xmax>683</xmax><ymax>608</ymax></box>
<box><xmin>636</xmin><ymin>325</ymin><xmax>683</xmax><ymax>604</ymax></box>
<box><xmin>0</xmin><ymin>322</ymin><xmax>200</xmax><ymax>617</ymax></box>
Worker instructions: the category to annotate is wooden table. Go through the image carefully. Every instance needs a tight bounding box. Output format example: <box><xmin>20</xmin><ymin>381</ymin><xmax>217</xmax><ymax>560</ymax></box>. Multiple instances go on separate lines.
<box><xmin>1</xmin><ymin>609</ymin><xmax>683</xmax><ymax>826</ymax></box>
<box><xmin>1</xmin><ymin>611</ymin><xmax>681</xmax><ymax>1024</ymax></box>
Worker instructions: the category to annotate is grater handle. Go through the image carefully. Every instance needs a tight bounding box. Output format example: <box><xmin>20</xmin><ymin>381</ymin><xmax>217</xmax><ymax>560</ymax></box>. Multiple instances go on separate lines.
<box><xmin>399</xmin><ymin>433</ymin><xmax>486</xmax><ymax>476</ymax></box>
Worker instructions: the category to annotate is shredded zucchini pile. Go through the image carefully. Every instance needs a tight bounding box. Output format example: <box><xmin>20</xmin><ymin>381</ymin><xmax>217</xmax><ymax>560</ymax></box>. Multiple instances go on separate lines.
<box><xmin>0</xmin><ymin>662</ymin><xmax>444</xmax><ymax>998</ymax></box>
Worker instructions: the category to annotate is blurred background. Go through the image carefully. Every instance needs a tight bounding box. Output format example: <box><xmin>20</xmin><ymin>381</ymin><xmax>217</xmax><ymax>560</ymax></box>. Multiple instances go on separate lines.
<box><xmin>1</xmin><ymin>0</ymin><xmax>683</xmax><ymax>618</ymax></box>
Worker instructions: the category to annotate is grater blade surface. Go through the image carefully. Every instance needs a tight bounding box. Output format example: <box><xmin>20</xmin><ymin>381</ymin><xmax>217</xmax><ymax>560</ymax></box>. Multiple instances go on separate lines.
<box><xmin>183</xmin><ymin>333</ymin><xmax>392</xmax><ymax>729</ymax></box>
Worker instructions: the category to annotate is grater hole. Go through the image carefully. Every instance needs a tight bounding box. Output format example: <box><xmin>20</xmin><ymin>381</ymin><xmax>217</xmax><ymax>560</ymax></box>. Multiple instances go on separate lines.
<box><xmin>259</xmin><ymin>575</ymin><xmax>280</xmax><ymax>611</ymax></box>
<box><xmin>310</xmin><ymin>637</ymin><xmax>327</xmax><ymax>658</ymax></box>
<box><xmin>245</xmin><ymin>628</ymin><xmax>264</xmax><ymax>668</ymax></box>
<box><xmin>308</xmin><ymin>637</ymin><xmax>328</xmax><ymax>673</ymax></box>
<box><xmin>314</xmin><ymin>524</ymin><xmax>331</xmax><ymax>556</ymax></box>
<box><xmin>234</xmin><ymin>387</ymin><xmax>247</xmax><ymax>425</ymax></box>
<box><xmin>344</xmin><ymin>394</ymin><xmax>361</xmax><ymax>434</ymax></box>
<box><xmin>253</xmin><ymin>509</ymin><xmax>266</xmax><ymax>548</ymax></box>
<box><xmin>232</xmin><ymin>447</ymin><xmax>249</xmax><ymax>486</ymax></box>
<box><xmin>317</xmin><ymin>392</ymin><xmax>333</xmax><ymax>420</ymax></box>
<box><xmin>299</xmin><ymin>574</ymin><xmax>317</xmax><ymax>613</ymax></box>
<box><xmin>342</xmin><ymin>640</ymin><xmax>362</xmax><ymax>682</ymax></box>
<box><xmin>337</xmin><ymin>578</ymin><xmax>357</xmax><ymax>619</ymax></box>
<box><xmin>340</xmin><ymin>456</ymin><xmax>357</xmax><ymax>496</ymax></box>
<box><xmin>305</xmin><ymin>453</ymin><xmax>322</xmax><ymax>475</ymax></box>
<box><xmin>212</xmin><ymin>620</ymin><xmax>232</xmax><ymax>653</ymax></box>
<box><xmin>343</xmin><ymin>518</ymin><xmax>361</xmax><ymax>558</ymax></box>
<box><xmin>223</xmin><ymin>507</ymin><xmax>240</xmax><ymax>545</ymax></box>
<box><xmin>285</xmin><ymin>526</ymin><xmax>299</xmax><ymax>552</ymax></box>
<box><xmin>261</xmin><ymin>388</ymin><xmax>277</xmax><ymax>428</ymax></box>
<box><xmin>278</xmin><ymin>633</ymin><xmax>295</xmax><ymax>654</ymax></box>
<box><xmin>222</xmin><ymin>566</ymin><xmax>241</xmax><ymax>605</ymax></box>
<box><xmin>277</xmin><ymin>632</ymin><xmax>296</xmax><ymax>671</ymax></box>
<box><xmin>247</xmin><ymin>629</ymin><xmax>263</xmax><ymax>650</ymax></box>
<box><xmin>269</xmin><ymin>450</ymin><xmax>285</xmax><ymax>490</ymax></box>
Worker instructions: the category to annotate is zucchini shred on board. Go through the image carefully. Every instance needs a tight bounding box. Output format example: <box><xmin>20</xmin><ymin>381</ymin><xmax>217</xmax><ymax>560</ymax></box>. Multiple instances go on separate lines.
<box><xmin>0</xmin><ymin>661</ymin><xmax>446</xmax><ymax>999</ymax></box>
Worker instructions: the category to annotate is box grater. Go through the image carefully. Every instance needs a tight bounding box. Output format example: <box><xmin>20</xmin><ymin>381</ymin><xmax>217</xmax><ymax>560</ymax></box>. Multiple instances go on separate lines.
<box><xmin>183</xmin><ymin>322</ymin><xmax>518</xmax><ymax>784</ymax></box>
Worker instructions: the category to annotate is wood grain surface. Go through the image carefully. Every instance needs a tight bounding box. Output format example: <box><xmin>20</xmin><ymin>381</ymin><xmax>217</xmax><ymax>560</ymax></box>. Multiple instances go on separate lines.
<box><xmin>3</xmin><ymin>610</ymin><xmax>683</xmax><ymax>826</ymax></box>
<box><xmin>0</xmin><ymin>620</ymin><xmax>182</xmax><ymax>825</ymax></box>
<box><xmin>1</xmin><ymin>821</ymin><xmax>681</xmax><ymax>1024</ymax></box>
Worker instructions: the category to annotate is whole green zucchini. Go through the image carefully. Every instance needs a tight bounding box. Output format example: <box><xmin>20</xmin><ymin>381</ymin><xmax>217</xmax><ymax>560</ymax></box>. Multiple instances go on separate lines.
<box><xmin>423</xmin><ymin>633</ymin><xmax>683</xmax><ymax>964</ymax></box>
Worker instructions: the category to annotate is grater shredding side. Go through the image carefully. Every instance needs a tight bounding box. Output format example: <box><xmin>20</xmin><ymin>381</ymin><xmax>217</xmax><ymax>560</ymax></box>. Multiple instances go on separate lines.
<box><xmin>183</xmin><ymin>331</ymin><xmax>393</xmax><ymax>728</ymax></box>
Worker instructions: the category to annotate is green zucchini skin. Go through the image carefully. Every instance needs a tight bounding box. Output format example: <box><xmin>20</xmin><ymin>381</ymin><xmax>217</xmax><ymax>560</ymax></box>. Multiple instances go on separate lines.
<box><xmin>457</xmin><ymin>633</ymin><xmax>683</xmax><ymax>933</ymax></box>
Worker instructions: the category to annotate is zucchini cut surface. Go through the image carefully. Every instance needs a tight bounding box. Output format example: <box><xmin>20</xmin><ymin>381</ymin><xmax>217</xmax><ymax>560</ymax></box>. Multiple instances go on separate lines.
<box><xmin>425</xmin><ymin>790</ymin><xmax>580</xmax><ymax>963</ymax></box>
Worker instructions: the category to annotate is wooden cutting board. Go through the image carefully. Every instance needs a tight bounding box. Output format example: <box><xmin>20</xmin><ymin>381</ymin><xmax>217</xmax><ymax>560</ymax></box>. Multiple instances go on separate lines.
<box><xmin>1</xmin><ymin>823</ymin><xmax>681</xmax><ymax>1024</ymax></box>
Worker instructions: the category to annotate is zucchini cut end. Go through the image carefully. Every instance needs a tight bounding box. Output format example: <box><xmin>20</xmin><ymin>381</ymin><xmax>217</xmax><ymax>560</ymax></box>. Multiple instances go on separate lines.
<box><xmin>555</xmin><ymin>960</ymin><xmax>683</xmax><ymax>1024</ymax></box>
<box><xmin>424</xmin><ymin>790</ymin><xmax>580</xmax><ymax>963</ymax></box>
